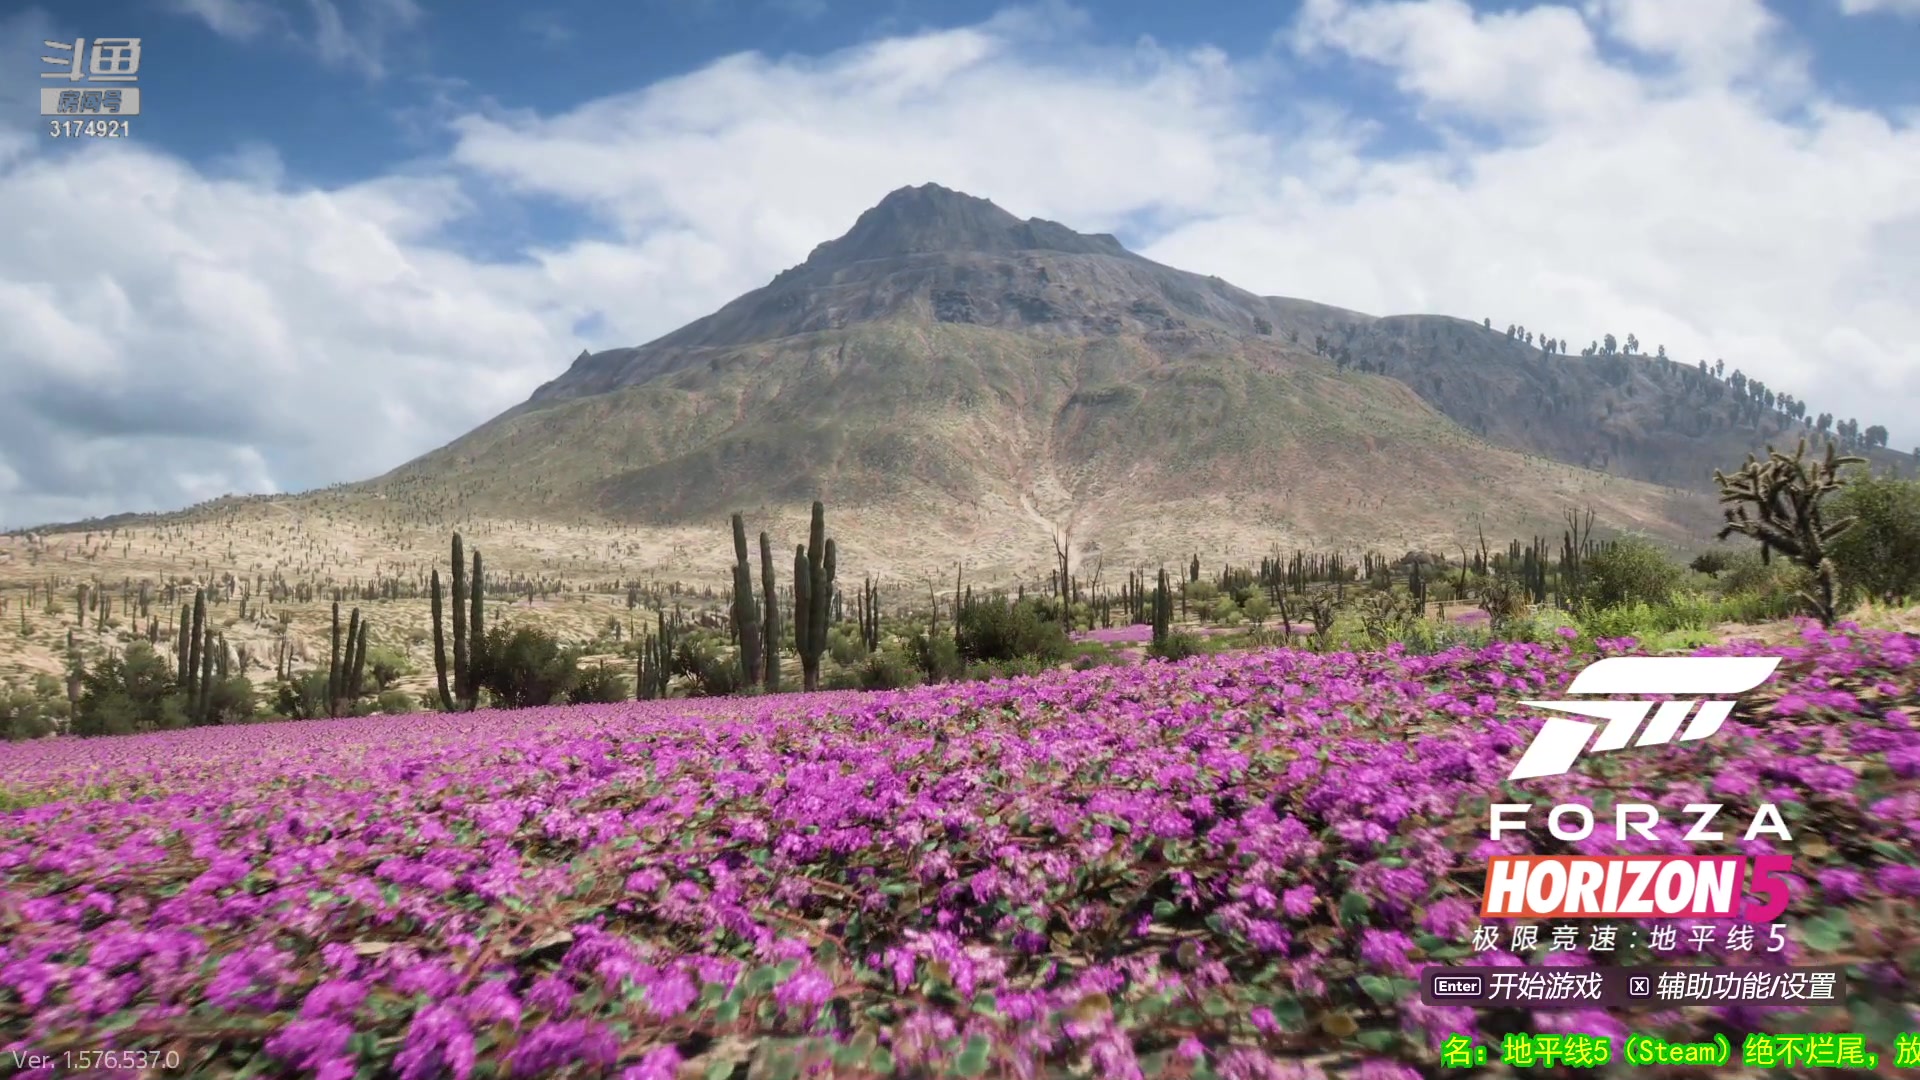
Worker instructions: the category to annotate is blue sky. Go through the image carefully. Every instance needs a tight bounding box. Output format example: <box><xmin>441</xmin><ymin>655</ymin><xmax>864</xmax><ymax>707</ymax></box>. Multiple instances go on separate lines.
<box><xmin>1</xmin><ymin>0</ymin><xmax>1917</xmax><ymax>526</ymax></box>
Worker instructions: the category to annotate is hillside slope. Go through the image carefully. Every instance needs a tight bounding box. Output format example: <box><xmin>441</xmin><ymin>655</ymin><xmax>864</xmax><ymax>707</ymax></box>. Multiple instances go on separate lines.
<box><xmin>374</xmin><ymin>315</ymin><xmax>1714</xmax><ymax>580</ymax></box>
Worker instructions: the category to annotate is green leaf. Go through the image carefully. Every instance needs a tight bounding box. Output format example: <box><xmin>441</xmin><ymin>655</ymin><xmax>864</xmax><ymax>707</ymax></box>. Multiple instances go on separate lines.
<box><xmin>1266</xmin><ymin>994</ymin><xmax>1307</xmax><ymax>1030</ymax></box>
<box><xmin>744</xmin><ymin>965</ymin><xmax>780</xmax><ymax>995</ymax></box>
<box><xmin>955</xmin><ymin>1035</ymin><xmax>991</xmax><ymax>1076</ymax></box>
<box><xmin>1800</xmin><ymin>915</ymin><xmax>1849</xmax><ymax>952</ymax></box>
<box><xmin>1338</xmin><ymin>890</ymin><xmax>1371</xmax><ymax>926</ymax></box>
<box><xmin>1849</xmin><ymin>997</ymin><xmax>1910</xmax><ymax>1050</ymax></box>
<box><xmin>715</xmin><ymin>999</ymin><xmax>740</xmax><ymax>1024</ymax></box>
<box><xmin>1356</xmin><ymin>1029</ymin><xmax>1397</xmax><ymax>1052</ymax></box>
<box><xmin>1870</xmin><ymin>840</ymin><xmax>1910</xmax><ymax>862</ymax></box>
<box><xmin>1357</xmin><ymin>974</ymin><xmax>1397</xmax><ymax>1004</ymax></box>
<box><xmin>705</xmin><ymin>1062</ymin><xmax>733</xmax><ymax>1080</ymax></box>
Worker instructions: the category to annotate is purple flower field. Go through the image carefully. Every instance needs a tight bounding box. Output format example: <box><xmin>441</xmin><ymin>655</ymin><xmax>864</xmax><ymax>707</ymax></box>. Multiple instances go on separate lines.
<box><xmin>3</xmin><ymin>623</ymin><xmax>1917</xmax><ymax>1078</ymax></box>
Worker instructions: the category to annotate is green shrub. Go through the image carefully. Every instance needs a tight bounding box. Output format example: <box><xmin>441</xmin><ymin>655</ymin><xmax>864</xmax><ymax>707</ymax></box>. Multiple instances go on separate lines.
<box><xmin>567</xmin><ymin>662</ymin><xmax>630</xmax><ymax>704</ymax></box>
<box><xmin>1240</xmin><ymin>593</ymin><xmax>1272</xmax><ymax>627</ymax></box>
<box><xmin>374</xmin><ymin>689</ymin><xmax>417</xmax><ymax>714</ymax></box>
<box><xmin>1688</xmin><ymin>549</ymin><xmax>1735</xmax><ymax>577</ymax></box>
<box><xmin>1146</xmin><ymin>631</ymin><xmax>1204</xmax><ymax>662</ymax></box>
<box><xmin>364</xmin><ymin>645</ymin><xmax>411</xmax><ymax>690</ymax></box>
<box><xmin>1392</xmin><ymin>618</ymin><xmax>1487</xmax><ymax>656</ymax></box>
<box><xmin>1580</xmin><ymin>535</ymin><xmax>1683</xmax><ymax>610</ymax></box>
<box><xmin>1210</xmin><ymin>596</ymin><xmax>1241</xmax><ymax>626</ymax></box>
<box><xmin>1491</xmin><ymin>616</ymin><xmax>1553</xmax><ymax>644</ymax></box>
<box><xmin>1071</xmin><ymin>650</ymin><xmax>1122</xmax><ymax>671</ymax></box>
<box><xmin>908</xmin><ymin>630</ymin><xmax>966</xmax><ymax>683</ymax></box>
<box><xmin>857</xmin><ymin>648</ymin><xmax>922</xmax><ymax>690</ymax></box>
<box><xmin>671</xmin><ymin>638</ymin><xmax>745</xmax><ymax>698</ymax></box>
<box><xmin>274</xmin><ymin>671</ymin><xmax>331</xmax><ymax>720</ymax></box>
<box><xmin>1711</xmin><ymin>551</ymin><xmax>1811</xmax><ymax>619</ymax></box>
<box><xmin>1827</xmin><ymin>472</ymin><xmax>1920</xmax><ymax>604</ymax></box>
<box><xmin>479</xmin><ymin>623</ymin><xmax>581</xmax><ymax>708</ymax></box>
<box><xmin>955</xmin><ymin>598</ymin><xmax>1069</xmax><ymax>665</ymax></box>
<box><xmin>965</xmin><ymin>657</ymin><xmax>1052</xmax><ymax>681</ymax></box>
<box><xmin>205</xmin><ymin>675</ymin><xmax>256</xmax><ymax>724</ymax></box>
<box><xmin>71</xmin><ymin>643</ymin><xmax>180</xmax><ymax>736</ymax></box>
<box><xmin>827</xmin><ymin>626</ymin><xmax>868</xmax><ymax>667</ymax></box>
<box><xmin>0</xmin><ymin>678</ymin><xmax>63</xmax><ymax>740</ymax></box>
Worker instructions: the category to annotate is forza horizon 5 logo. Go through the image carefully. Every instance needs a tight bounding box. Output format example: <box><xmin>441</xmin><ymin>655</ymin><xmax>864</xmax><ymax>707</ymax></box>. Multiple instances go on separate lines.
<box><xmin>1507</xmin><ymin>656</ymin><xmax>1783</xmax><ymax>781</ymax></box>
<box><xmin>1484</xmin><ymin>655</ymin><xmax>1796</xmax><ymax>921</ymax></box>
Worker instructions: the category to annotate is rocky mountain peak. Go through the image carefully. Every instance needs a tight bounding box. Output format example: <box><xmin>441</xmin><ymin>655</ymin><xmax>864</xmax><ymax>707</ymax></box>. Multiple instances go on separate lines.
<box><xmin>799</xmin><ymin>182</ymin><xmax>1129</xmax><ymax>269</ymax></box>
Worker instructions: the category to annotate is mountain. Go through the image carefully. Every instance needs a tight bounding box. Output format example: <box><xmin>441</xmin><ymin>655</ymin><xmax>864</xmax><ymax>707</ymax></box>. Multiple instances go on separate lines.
<box><xmin>365</xmin><ymin>183</ymin><xmax>1904</xmax><ymax>580</ymax></box>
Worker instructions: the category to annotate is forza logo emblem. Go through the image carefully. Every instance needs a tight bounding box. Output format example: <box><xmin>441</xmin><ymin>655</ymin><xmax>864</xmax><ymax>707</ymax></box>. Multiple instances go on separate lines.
<box><xmin>1508</xmin><ymin>656</ymin><xmax>1782</xmax><ymax>780</ymax></box>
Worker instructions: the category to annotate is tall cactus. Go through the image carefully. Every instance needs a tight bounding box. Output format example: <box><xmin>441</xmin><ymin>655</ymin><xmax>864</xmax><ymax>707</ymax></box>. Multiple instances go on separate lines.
<box><xmin>469</xmin><ymin>548</ymin><xmax>484</xmax><ymax>689</ymax></box>
<box><xmin>637</xmin><ymin>608</ymin><xmax>676</xmax><ymax>700</ymax></box>
<box><xmin>450</xmin><ymin>533</ymin><xmax>468</xmax><ymax>705</ymax></box>
<box><xmin>758</xmin><ymin>530</ymin><xmax>779</xmax><ymax>692</ymax></box>
<box><xmin>860</xmin><ymin>576</ymin><xmax>880</xmax><ymax>653</ymax></box>
<box><xmin>430</xmin><ymin>568</ymin><xmax>453</xmax><ymax>711</ymax></box>
<box><xmin>348</xmin><ymin>617</ymin><xmax>368</xmax><ymax>712</ymax></box>
<box><xmin>431</xmin><ymin>533</ymin><xmax>484</xmax><ymax>711</ymax></box>
<box><xmin>1152</xmin><ymin>568</ymin><xmax>1172</xmax><ymax>647</ymax></box>
<box><xmin>175</xmin><ymin>603</ymin><xmax>191</xmax><ymax>680</ymax></box>
<box><xmin>793</xmin><ymin>500</ymin><xmax>837</xmax><ymax>692</ymax></box>
<box><xmin>329</xmin><ymin>606</ymin><xmax>368</xmax><ymax>717</ymax></box>
<box><xmin>185</xmin><ymin>590</ymin><xmax>205</xmax><ymax>706</ymax></box>
<box><xmin>729</xmin><ymin>513</ymin><xmax>762</xmax><ymax>689</ymax></box>
<box><xmin>793</xmin><ymin>544</ymin><xmax>812</xmax><ymax>689</ymax></box>
<box><xmin>328</xmin><ymin>602</ymin><xmax>344</xmax><ymax>717</ymax></box>
<box><xmin>197</xmin><ymin>625</ymin><xmax>215</xmax><ymax>723</ymax></box>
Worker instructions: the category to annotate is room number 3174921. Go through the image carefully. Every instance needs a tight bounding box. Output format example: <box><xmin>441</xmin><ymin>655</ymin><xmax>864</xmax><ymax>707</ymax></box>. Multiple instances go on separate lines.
<box><xmin>48</xmin><ymin>119</ymin><xmax>131</xmax><ymax>138</ymax></box>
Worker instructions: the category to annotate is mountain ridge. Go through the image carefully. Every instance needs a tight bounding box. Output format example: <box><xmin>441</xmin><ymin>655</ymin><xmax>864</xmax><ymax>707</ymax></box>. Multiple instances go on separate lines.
<box><xmin>501</xmin><ymin>182</ymin><xmax>1902</xmax><ymax>503</ymax></box>
<box><xmin>23</xmin><ymin>183</ymin><xmax>1909</xmax><ymax>583</ymax></box>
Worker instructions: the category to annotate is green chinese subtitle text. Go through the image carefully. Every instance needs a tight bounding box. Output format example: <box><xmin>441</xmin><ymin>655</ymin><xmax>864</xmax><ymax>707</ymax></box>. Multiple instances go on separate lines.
<box><xmin>1439</xmin><ymin>1030</ymin><xmax>1920</xmax><ymax>1069</ymax></box>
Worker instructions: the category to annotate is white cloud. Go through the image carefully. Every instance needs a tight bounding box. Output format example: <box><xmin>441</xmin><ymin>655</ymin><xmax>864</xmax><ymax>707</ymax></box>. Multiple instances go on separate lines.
<box><xmin>1</xmin><ymin>0</ymin><xmax>1917</xmax><ymax>527</ymax></box>
<box><xmin>164</xmin><ymin>0</ymin><xmax>423</xmax><ymax>79</ymax></box>
<box><xmin>0</xmin><ymin>137</ymin><xmax>589</xmax><ymax>524</ymax></box>
<box><xmin>1290</xmin><ymin>0</ymin><xmax>1644</xmax><ymax>132</ymax></box>
<box><xmin>1584</xmin><ymin>0</ymin><xmax>1803</xmax><ymax>93</ymax></box>
<box><xmin>307</xmin><ymin>0</ymin><xmax>424</xmax><ymax>80</ymax></box>
<box><xmin>1837</xmin><ymin>0</ymin><xmax>1920</xmax><ymax>15</ymax></box>
<box><xmin>166</xmin><ymin>0</ymin><xmax>275</xmax><ymax>40</ymax></box>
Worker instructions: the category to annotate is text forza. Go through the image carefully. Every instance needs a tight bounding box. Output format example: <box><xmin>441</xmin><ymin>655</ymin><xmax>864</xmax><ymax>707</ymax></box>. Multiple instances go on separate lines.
<box><xmin>1488</xmin><ymin>802</ymin><xmax>1792</xmax><ymax>844</ymax></box>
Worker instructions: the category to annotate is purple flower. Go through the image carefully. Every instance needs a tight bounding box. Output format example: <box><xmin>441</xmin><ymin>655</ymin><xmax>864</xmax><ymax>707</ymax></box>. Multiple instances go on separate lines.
<box><xmin>1875</xmin><ymin>864</ymin><xmax>1920</xmax><ymax>897</ymax></box>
